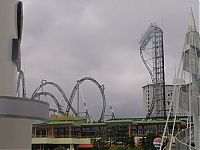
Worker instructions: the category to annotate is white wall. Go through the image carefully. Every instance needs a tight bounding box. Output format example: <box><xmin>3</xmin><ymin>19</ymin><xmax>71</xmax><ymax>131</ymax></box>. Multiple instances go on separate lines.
<box><xmin>0</xmin><ymin>0</ymin><xmax>18</xmax><ymax>96</ymax></box>
<box><xmin>0</xmin><ymin>118</ymin><xmax>32</xmax><ymax>149</ymax></box>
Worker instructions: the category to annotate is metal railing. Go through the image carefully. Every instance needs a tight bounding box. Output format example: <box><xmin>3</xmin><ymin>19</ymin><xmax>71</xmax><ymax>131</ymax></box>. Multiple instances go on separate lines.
<box><xmin>175</xmin><ymin>126</ymin><xmax>198</xmax><ymax>150</ymax></box>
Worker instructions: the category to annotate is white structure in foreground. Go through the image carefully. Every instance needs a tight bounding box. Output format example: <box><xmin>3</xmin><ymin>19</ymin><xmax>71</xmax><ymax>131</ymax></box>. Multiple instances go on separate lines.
<box><xmin>160</xmin><ymin>10</ymin><xmax>200</xmax><ymax>150</ymax></box>
<box><xmin>0</xmin><ymin>1</ymin><xmax>49</xmax><ymax>149</ymax></box>
<box><xmin>181</xmin><ymin>10</ymin><xmax>200</xmax><ymax>148</ymax></box>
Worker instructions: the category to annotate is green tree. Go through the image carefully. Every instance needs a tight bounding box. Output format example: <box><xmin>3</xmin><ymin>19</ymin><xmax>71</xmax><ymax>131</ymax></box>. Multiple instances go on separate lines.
<box><xmin>108</xmin><ymin>126</ymin><xmax>131</xmax><ymax>146</ymax></box>
<box><xmin>91</xmin><ymin>136</ymin><xmax>109</xmax><ymax>150</ymax></box>
<box><xmin>108</xmin><ymin>145</ymin><xmax>126</xmax><ymax>150</ymax></box>
<box><xmin>115</xmin><ymin>146</ymin><xmax>127</xmax><ymax>150</ymax></box>
<box><xmin>142</xmin><ymin>132</ymin><xmax>159</xmax><ymax>150</ymax></box>
<box><xmin>54</xmin><ymin>145</ymin><xmax>66</xmax><ymax>150</ymax></box>
<box><xmin>91</xmin><ymin>126</ymin><xmax>136</xmax><ymax>149</ymax></box>
<box><xmin>128</xmin><ymin>147</ymin><xmax>144</xmax><ymax>150</ymax></box>
<box><xmin>125</xmin><ymin>135</ymin><xmax>135</xmax><ymax>148</ymax></box>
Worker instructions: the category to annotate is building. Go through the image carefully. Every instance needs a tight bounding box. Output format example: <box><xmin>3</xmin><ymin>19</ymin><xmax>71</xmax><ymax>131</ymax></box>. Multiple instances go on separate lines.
<box><xmin>142</xmin><ymin>81</ymin><xmax>188</xmax><ymax>118</ymax></box>
<box><xmin>32</xmin><ymin>115</ymin><xmax>186</xmax><ymax>150</ymax></box>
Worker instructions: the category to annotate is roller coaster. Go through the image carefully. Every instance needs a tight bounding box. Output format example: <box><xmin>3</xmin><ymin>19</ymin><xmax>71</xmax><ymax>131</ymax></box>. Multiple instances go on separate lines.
<box><xmin>67</xmin><ymin>77</ymin><xmax>108</xmax><ymax>121</ymax></box>
<box><xmin>31</xmin><ymin>81</ymin><xmax>77</xmax><ymax>116</ymax></box>
<box><xmin>17</xmin><ymin>72</ymin><xmax>115</xmax><ymax>122</ymax></box>
<box><xmin>139</xmin><ymin>23</ymin><xmax>166</xmax><ymax>118</ymax></box>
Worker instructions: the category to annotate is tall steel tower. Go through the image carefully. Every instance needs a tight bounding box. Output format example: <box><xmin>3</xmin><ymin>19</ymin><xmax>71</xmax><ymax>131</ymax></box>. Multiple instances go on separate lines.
<box><xmin>140</xmin><ymin>24</ymin><xmax>166</xmax><ymax>118</ymax></box>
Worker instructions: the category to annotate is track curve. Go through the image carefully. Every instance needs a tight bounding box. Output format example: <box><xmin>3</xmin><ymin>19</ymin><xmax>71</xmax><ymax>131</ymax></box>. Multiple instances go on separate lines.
<box><xmin>31</xmin><ymin>81</ymin><xmax>77</xmax><ymax>116</ymax></box>
<box><xmin>32</xmin><ymin>92</ymin><xmax>64</xmax><ymax>115</ymax></box>
<box><xmin>67</xmin><ymin>77</ymin><xmax>106</xmax><ymax>122</ymax></box>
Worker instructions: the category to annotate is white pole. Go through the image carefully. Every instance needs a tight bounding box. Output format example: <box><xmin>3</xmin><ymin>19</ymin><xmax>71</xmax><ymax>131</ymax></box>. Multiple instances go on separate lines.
<box><xmin>160</xmin><ymin>54</ymin><xmax>184</xmax><ymax>150</ymax></box>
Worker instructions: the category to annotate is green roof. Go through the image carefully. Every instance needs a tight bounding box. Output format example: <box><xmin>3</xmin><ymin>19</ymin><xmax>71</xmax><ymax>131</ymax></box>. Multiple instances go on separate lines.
<box><xmin>37</xmin><ymin>121</ymin><xmax>82</xmax><ymax>127</ymax></box>
<box><xmin>137</xmin><ymin>120</ymin><xmax>186</xmax><ymax>125</ymax></box>
<box><xmin>81</xmin><ymin>122</ymin><xmax>106</xmax><ymax>127</ymax></box>
<box><xmin>48</xmin><ymin>121</ymin><xmax>73</xmax><ymax>125</ymax></box>
<box><xmin>33</xmin><ymin>118</ymin><xmax>186</xmax><ymax>127</ymax></box>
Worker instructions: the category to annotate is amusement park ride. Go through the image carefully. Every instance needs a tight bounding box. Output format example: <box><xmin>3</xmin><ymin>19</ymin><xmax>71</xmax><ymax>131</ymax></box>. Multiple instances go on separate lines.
<box><xmin>140</xmin><ymin>9</ymin><xmax>200</xmax><ymax>150</ymax></box>
<box><xmin>140</xmin><ymin>23</ymin><xmax>166</xmax><ymax>119</ymax></box>
<box><xmin>17</xmin><ymin>74</ymin><xmax>115</xmax><ymax>122</ymax></box>
<box><xmin>6</xmin><ymin>0</ymin><xmax>199</xmax><ymax>149</ymax></box>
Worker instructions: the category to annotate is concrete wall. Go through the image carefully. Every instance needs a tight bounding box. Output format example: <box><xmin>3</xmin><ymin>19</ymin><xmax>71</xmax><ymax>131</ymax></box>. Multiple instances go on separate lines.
<box><xmin>0</xmin><ymin>0</ymin><xmax>18</xmax><ymax>96</ymax></box>
<box><xmin>0</xmin><ymin>118</ymin><xmax>32</xmax><ymax>149</ymax></box>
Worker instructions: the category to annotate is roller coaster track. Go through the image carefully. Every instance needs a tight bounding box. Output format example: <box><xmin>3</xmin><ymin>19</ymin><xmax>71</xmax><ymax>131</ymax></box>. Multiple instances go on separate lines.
<box><xmin>66</xmin><ymin>77</ymin><xmax>107</xmax><ymax>122</ymax></box>
<box><xmin>32</xmin><ymin>92</ymin><xmax>65</xmax><ymax>115</ymax></box>
<box><xmin>31</xmin><ymin>81</ymin><xmax>77</xmax><ymax>116</ymax></box>
<box><xmin>139</xmin><ymin>24</ymin><xmax>166</xmax><ymax>118</ymax></box>
<box><xmin>79</xmin><ymin>88</ymin><xmax>91</xmax><ymax>123</ymax></box>
<box><xmin>16</xmin><ymin>70</ymin><xmax>27</xmax><ymax>98</ymax></box>
<box><xmin>31</xmin><ymin>77</ymin><xmax>115</xmax><ymax>122</ymax></box>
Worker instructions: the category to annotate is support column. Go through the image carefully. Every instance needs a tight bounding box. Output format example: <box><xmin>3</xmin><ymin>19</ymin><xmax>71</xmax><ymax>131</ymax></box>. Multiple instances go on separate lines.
<box><xmin>128</xmin><ymin>124</ymin><xmax>131</xmax><ymax>137</ymax></box>
<box><xmin>34</xmin><ymin>126</ymin><xmax>37</xmax><ymax>138</ymax></box>
<box><xmin>69</xmin><ymin>126</ymin><xmax>72</xmax><ymax>138</ymax></box>
<box><xmin>46</xmin><ymin>128</ymin><xmax>48</xmax><ymax>138</ymax></box>
<box><xmin>51</xmin><ymin>125</ymin><xmax>54</xmax><ymax>137</ymax></box>
<box><xmin>70</xmin><ymin>144</ymin><xmax>74</xmax><ymax>150</ymax></box>
<box><xmin>177</xmin><ymin>123</ymin><xmax>180</xmax><ymax>132</ymax></box>
<box><xmin>194</xmin><ymin>115</ymin><xmax>200</xmax><ymax>148</ymax></box>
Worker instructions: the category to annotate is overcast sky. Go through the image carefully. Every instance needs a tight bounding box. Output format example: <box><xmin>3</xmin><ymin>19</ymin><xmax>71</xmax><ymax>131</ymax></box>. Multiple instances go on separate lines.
<box><xmin>21</xmin><ymin>0</ymin><xmax>199</xmax><ymax>120</ymax></box>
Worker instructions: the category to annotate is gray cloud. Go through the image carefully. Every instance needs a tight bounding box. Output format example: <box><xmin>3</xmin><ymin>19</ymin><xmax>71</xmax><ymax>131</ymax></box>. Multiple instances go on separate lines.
<box><xmin>21</xmin><ymin>0</ymin><xmax>198</xmax><ymax>119</ymax></box>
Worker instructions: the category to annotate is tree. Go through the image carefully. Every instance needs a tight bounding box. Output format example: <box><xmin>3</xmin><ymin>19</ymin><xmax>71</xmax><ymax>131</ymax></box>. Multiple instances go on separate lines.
<box><xmin>108</xmin><ymin>146</ymin><xmax>127</xmax><ymax>150</ymax></box>
<box><xmin>141</xmin><ymin>132</ymin><xmax>159</xmax><ymax>150</ymax></box>
<box><xmin>109</xmin><ymin>146</ymin><xmax>142</xmax><ymax>150</ymax></box>
<box><xmin>54</xmin><ymin>145</ymin><xmax>66</xmax><ymax>150</ymax></box>
<box><xmin>114</xmin><ymin>146</ymin><xmax>126</xmax><ymax>150</ymax></box>
<box><xmin>125</xmin><ymin>135</ymin><xmax>135</xmax><ymax>148</ymax></box>
<box><xmin>91</xmin><ymin>126</ymin><xmax>136</xmax><ymax>149</ymax></box>
<box><xmin>128</xmin><ymin>147</ymin><xmax>144</xmax><ymax>150</ymax></box>
<box><xmin>108</xmin><ymin>126</ymin><xmax>132</xmax><ymax>146</ymax></box>
<box><xmin>91</xmin><ymin>135</ymin><xmax>109</xmax><ymax>150</ymax></box>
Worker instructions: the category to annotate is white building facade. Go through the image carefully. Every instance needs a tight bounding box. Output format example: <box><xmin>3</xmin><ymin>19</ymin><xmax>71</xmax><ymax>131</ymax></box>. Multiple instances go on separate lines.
<box><xmin>142</xmin><ymin>82</ymin><xmax>187</xmax><ymax>117</ymax></box>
